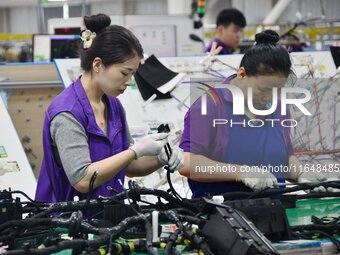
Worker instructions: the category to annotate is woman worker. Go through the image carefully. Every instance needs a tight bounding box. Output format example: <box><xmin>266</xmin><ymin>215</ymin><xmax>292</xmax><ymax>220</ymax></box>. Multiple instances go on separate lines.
<box><xmin>179</xmin><ymin>30</ymin><xmax>334</xmax><ymax>198</ymax></box>
<box><xmin>35</xmin><ymin>14</ymin><xmax>184</xmax><ymax>202</ymax></box>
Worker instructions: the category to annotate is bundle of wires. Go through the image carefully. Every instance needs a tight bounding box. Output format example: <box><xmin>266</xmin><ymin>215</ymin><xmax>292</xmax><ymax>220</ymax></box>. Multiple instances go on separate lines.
<box><xmin>1</xmin><ymin>180</ymin><xmax>340</xmax><ymax>254</ymax></box>
<box><xmin>290</xmin><ymin>215</ymin><xmax>340</xmax><ymax>252</ymax></box>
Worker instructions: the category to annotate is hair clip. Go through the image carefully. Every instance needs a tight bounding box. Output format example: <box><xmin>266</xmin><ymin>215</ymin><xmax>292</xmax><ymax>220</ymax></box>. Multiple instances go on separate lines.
<box><xmin>81</xmin><ymin>29</ymin><xmax>96</xmax><ymax>49</ymax></box>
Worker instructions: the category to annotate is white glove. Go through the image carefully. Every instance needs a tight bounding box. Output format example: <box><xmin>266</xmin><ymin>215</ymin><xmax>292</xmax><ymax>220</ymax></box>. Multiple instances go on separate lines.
<box><xmin>239</xmin><ymin>168</ymin><xmax>278</xmax><ymax>191</ymax></box>
<box><xmin>158</xmin><ymin>146</ymin><xmax>184</xmax><ymax>172</ymax></box>
<box><xmin>298</xmin><ymin>172</ymin><xmax>340</xmax><ymax>192</ymax></box>
<box><xmin>130</xmin><ymin>133</ymin><xmax>169</xmax><ymax>159</ymax></box>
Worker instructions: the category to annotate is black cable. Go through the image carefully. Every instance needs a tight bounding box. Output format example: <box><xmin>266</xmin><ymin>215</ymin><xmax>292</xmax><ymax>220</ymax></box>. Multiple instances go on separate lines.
<box><xmin>166</xmin><ymin>170</ymin><xmax>183</xmax><ymax>201</ymax></box>
<box><xmin>6</xmin><ymin>190</ymin><xmax>46</xmax><ymax>212</ymax></box>
<box><xmin>67</xmin><ymin>211</ymin><xmax>83</xmax><ymax>238</ymax></box>
<box><xmin>280</xmin><ymin>23</ymin><xmax>300</xmax><ymax>40</ymax></box>
<box><xmin>21</xmin><ymin>203</ymin><xmax>45</xmax><ymax>214</ymax></box>
<box><xmin>127</xmin><ymin>187</ymin><xmax>192</xmax><ymax>211</ymax></box>
<box><xmin>161</xmin><ymin>210</ymin><xmax>207</xmax><ymax>255</ymax></box>
<box><xmin>173</xmin><ymin>207</ymin><xmax>197</xmax><ymax>217</ymax></box>
<box><xmin>161</xmin><ymin>211</ymin><xmax>182</xmax><ymax>255</ymax></box>
<box><xmin>157</xmin><ymin>123</ymin><xmax>183</xmax><ymax>200</ymax></box>
<box><xmin>164</xmin><ymin>143</ymin><xmax>172</xmax><ymax>161</ymax></box>
<box><xmin>280</xmin><ymin>16</ymin><xmax>325</xmax><ymax>41</ymax></box>
<box><xmin>0</xmin><ymin>212</ymin><xmax>92</xmax><ymax>242</ymax></box>
<box><xmin>145</xmin><ymin>219</ymin><xmax>159</xmax><ymax>255</ymax></box>
<box><xmin>128</xmin><ymin>180</ymin><xmax>141</xmax><ymax>205</ymax></box>
<box><xmin>177</xmin><ymin>214</ymin><xmax>204</xmax><ymax>226</ymax></box>
<box><xmin>88</xmin><ymin>171</ymin><xmax>98</xmax><ymax>200</ymax></box>
<box><xmin>165</xmin><ymin>230</ymin><xmax>181</xmax><ymax>255</ymax></box>
<box><xmin>30</xmin><ymin>193</ymin><xmax>179</xmax><ymax>219</ymax></box>
<box><xmin>182</xmin><ymin>225</ymin><xmax>214</xmax><ymax>255</ymax></box>
<box><xmin>247</xmin><ymin>186</ymin><xmax>272</xmax><ymax>199</ymax></box>
<box><xmin>291</xmin><ymin>215</ymin><xmax>340</xmax><ymax>252</ymax></box>
<box><xmin>290</xmin><ymin>222</ymin><xmax>340</xmax><ymax>233</ymax></box>
<box><xmin>2</xmin><ymin>213</ymin><xmax>153</xmax><ymax>254</ymax></box>
<box><xmin>289</xmin><ymin>192</ymin><xmax>340</xmax><ymax>200</ymax></box>
<box><xmin>7</xmin><ymin>183</ymin><xmax>198</xmax><ymax>220</ymax></box>
<box><xmin>2</xmin><ymin>238</ymin><xmax>103</xmax><ymax>255</ymax></box>
<box><xmin>162</xmin><ymin>139</ymin><xmax>181</xmax><ymax>199</ymax></box>
<box><xmin>9</xmin><ymin>191</ymin><xmax>44</xmax><ymax>204</ymax></box>
<box><xmin>320</xmin><ymin>0</ymin><xmax>326</xmax><ymax>17</ymax></box>
<box><xmin>164</xmin><ymin>212</ymin><xmax>182</xmax><ymax>255</ymax></box>
<box><xmin>5</xmin><ymin>181</ymin><xmax>340</xmax><ymax>255</ymax></box>
<box><xmin>221</xmin><ymin>181</ymin><xmax>340</xmax><ymax>200</ymax></box>
<box><xmin>162</xmin><ymin>141</ymin><xmax>182</xmax><ymax>201</ymax></box>
<box><xmin>106</xmin><ymin>234</ymin><xmax>114</xmax><ymax>255</ymax></box>
<box><xmin>0</xmin><ymin>212</ymin><xmax>95</xmax><ymax>244</ymax></box>
<box><xmin>0</xmin><ymin>229</ymin><xmax>18</xmax><ymax>243</ymax></box>
<box><xmin>0</xmin><ymin>218</ymin><xmax>52</xmax><ymax>234</ymax></box>
<box><xmin>166</xmin><ymin>143</ymin><xmax>172</xmax><ymax>158</ymax></box>
<box><xmin>138</xmin><ymin>199</ymin><xmax>159</xmax><ymax>206</ymax></box>
<box><xmin>293</xmin><ymin>230</ymin><xmax>340</xmax><ymax>252</ymax></box>
<box><xmin>312</xmin><ymin>215</ymin><xmax>340</xmax><ymax>225</ymax></box>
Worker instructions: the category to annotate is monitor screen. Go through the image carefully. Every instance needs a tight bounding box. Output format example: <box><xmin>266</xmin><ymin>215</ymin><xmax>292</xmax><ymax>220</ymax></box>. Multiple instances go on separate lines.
<box><xmin>33</xmin><ymin>34</ymin><xmax>80</xmax><ymax>62</ymax></box>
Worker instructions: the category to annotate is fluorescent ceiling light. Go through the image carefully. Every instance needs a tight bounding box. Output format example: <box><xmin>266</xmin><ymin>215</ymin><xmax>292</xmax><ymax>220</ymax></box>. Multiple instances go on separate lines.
<box><xmin>63</xmin><ymin>2</ymin><xmax>69</xmax><ymax>19</ymax></box>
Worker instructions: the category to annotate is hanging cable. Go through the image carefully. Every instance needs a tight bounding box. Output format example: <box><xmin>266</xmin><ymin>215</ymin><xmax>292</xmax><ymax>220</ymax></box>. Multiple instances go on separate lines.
<box><xmin>88</xmin><ymin>171</ymin><xmax>98</xmax><ymax>200</ymax></box>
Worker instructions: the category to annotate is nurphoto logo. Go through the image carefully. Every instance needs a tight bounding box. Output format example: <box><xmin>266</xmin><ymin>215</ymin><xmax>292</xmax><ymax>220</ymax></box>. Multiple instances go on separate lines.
<box><xmin>199</xmin><ymin>83</ymin><xmax>312</xmax><ymax>128</ymax></box>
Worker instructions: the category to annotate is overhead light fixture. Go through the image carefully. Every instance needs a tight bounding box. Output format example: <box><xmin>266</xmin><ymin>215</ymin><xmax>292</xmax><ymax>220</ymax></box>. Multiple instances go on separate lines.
<box><xmin>63</xmin><ymin>2</ymin><xmax>69</xmax><ymax>19</ymax></box>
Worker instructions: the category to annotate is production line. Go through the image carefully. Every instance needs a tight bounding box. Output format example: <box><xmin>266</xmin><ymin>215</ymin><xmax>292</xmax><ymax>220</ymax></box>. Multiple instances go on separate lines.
<box><xmin>1</xmin><ymin>1</ymin><xmax>340</xmax><ymax>254</ymax></box>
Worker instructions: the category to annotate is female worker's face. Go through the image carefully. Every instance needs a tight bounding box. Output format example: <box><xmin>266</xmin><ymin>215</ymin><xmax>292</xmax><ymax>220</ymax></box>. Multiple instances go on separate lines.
<box><xmin>95</xmin><ymin>55</ymin><xmax>141</xmax><ymax>97</ymax></box>
<box><xmin>239</xmin><ymin>72</ymin><xmax>288</xmax><ymax>110</ymax></box>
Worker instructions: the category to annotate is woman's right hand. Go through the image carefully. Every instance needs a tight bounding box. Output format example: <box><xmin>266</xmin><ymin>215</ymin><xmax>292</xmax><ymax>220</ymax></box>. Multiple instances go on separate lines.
<box><xmin>238</xmin><ymin>169</ymin><xmax>278</xmax><ymax>191</ymax></box>
<box><xmin>158</xmin><ymin>146</ymin><xmax>184</xmax><ymax>172</ymax></box>
<box><xmin>130</xmin><ymin>133</ymin><xmax>169</xmax><ymax>159</ymax></box>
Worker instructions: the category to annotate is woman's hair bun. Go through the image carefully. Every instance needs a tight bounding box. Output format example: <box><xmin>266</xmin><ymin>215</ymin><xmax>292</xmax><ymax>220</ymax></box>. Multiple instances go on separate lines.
<box><xmin>84</xmin><ymin>13</ymin><xmax>111</xmax><ymax>33</ymax></box>
<box><xmin>255</xmin><ymin>30</ymin><xmax>280</xmax><ymax>45</ymax></box>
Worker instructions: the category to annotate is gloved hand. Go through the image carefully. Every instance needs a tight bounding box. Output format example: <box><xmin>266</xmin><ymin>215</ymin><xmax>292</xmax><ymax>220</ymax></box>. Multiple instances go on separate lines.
<box><xmin>158</xmin><ymin>146</ymin><xmax>184</xmax><ymax>172</ymax></box>
<box><xmin>130</xmin><ymin>133</ymin><xmax>169</xmax><ymax>159</ymax></box>
<box><xmin>238</xmin><ymin>168</ymin><xmax>278</xmax><ymax>191</ymax></box>
<box><xmin>298</xmin><ymin>172</ymin><xmax>340</xmax><ymax>192</ymax></box>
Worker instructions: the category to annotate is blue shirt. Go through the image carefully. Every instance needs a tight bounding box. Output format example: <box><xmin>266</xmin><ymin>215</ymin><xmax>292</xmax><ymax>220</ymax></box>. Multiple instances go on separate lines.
<box><xmin>180</xmin><ymin>78</ymin><xmax>293</xmax><ymax>198</ymax></box>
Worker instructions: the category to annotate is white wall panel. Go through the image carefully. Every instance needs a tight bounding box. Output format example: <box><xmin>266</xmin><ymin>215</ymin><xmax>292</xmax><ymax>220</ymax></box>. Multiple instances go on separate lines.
<box><xmin>9</xmin><ymin>7</ymin><xmax>38</xmax><ymax>33</ymax></box>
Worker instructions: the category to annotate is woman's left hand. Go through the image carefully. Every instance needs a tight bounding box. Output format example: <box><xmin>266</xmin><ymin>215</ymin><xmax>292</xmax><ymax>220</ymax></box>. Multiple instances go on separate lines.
<box><xmin>298</xmin><ymin>172</ymin><xmax>340</xmax><ymax>192</ymax></box>
<box><xmin>158</xmin><ymin>146</ymin><xmax>184</xmax><ymax>172</ymax></box>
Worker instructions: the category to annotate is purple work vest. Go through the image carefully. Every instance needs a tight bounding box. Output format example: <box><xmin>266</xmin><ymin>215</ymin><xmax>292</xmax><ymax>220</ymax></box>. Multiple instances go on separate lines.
<box><xmin>35</xmin><ymin>77</ymin><xmax>129</xmax><ymax>203</ymax></box>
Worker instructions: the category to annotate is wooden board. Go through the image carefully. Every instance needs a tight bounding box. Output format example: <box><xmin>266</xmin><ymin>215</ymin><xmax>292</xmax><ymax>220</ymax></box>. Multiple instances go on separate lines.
<box><xmin>7</xmin><ymin>87</ymin><xmax>63</xmax><ymax>178</ymax></box>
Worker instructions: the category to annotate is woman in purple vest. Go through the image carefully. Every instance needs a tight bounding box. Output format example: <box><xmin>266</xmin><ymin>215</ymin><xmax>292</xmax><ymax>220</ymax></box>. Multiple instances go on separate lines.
<box><xmin>35</xmin><ymin>14</ymin><xmax>184</xmax><ymax>203</ymax></box>
<box><xmin>180</xmin><ymin>30</ymin><xmax>335</xmax><ymax>198</ymax></box>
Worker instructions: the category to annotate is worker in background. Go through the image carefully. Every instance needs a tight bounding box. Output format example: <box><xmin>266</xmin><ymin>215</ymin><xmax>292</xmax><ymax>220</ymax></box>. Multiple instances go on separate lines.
<box><xmin>205</xmin><ymin>8</ymin><xmax>246</xmax><ymax>55</ymax></box>
<box><xmin>180</xmin><ymin>30</ymin><xmax>337</xmax><ymax>198</ymax></box>
<box><xmin>35</xmin><ymin>13</ymin><xmax>184</xmax><ymax>203</ymax></box>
